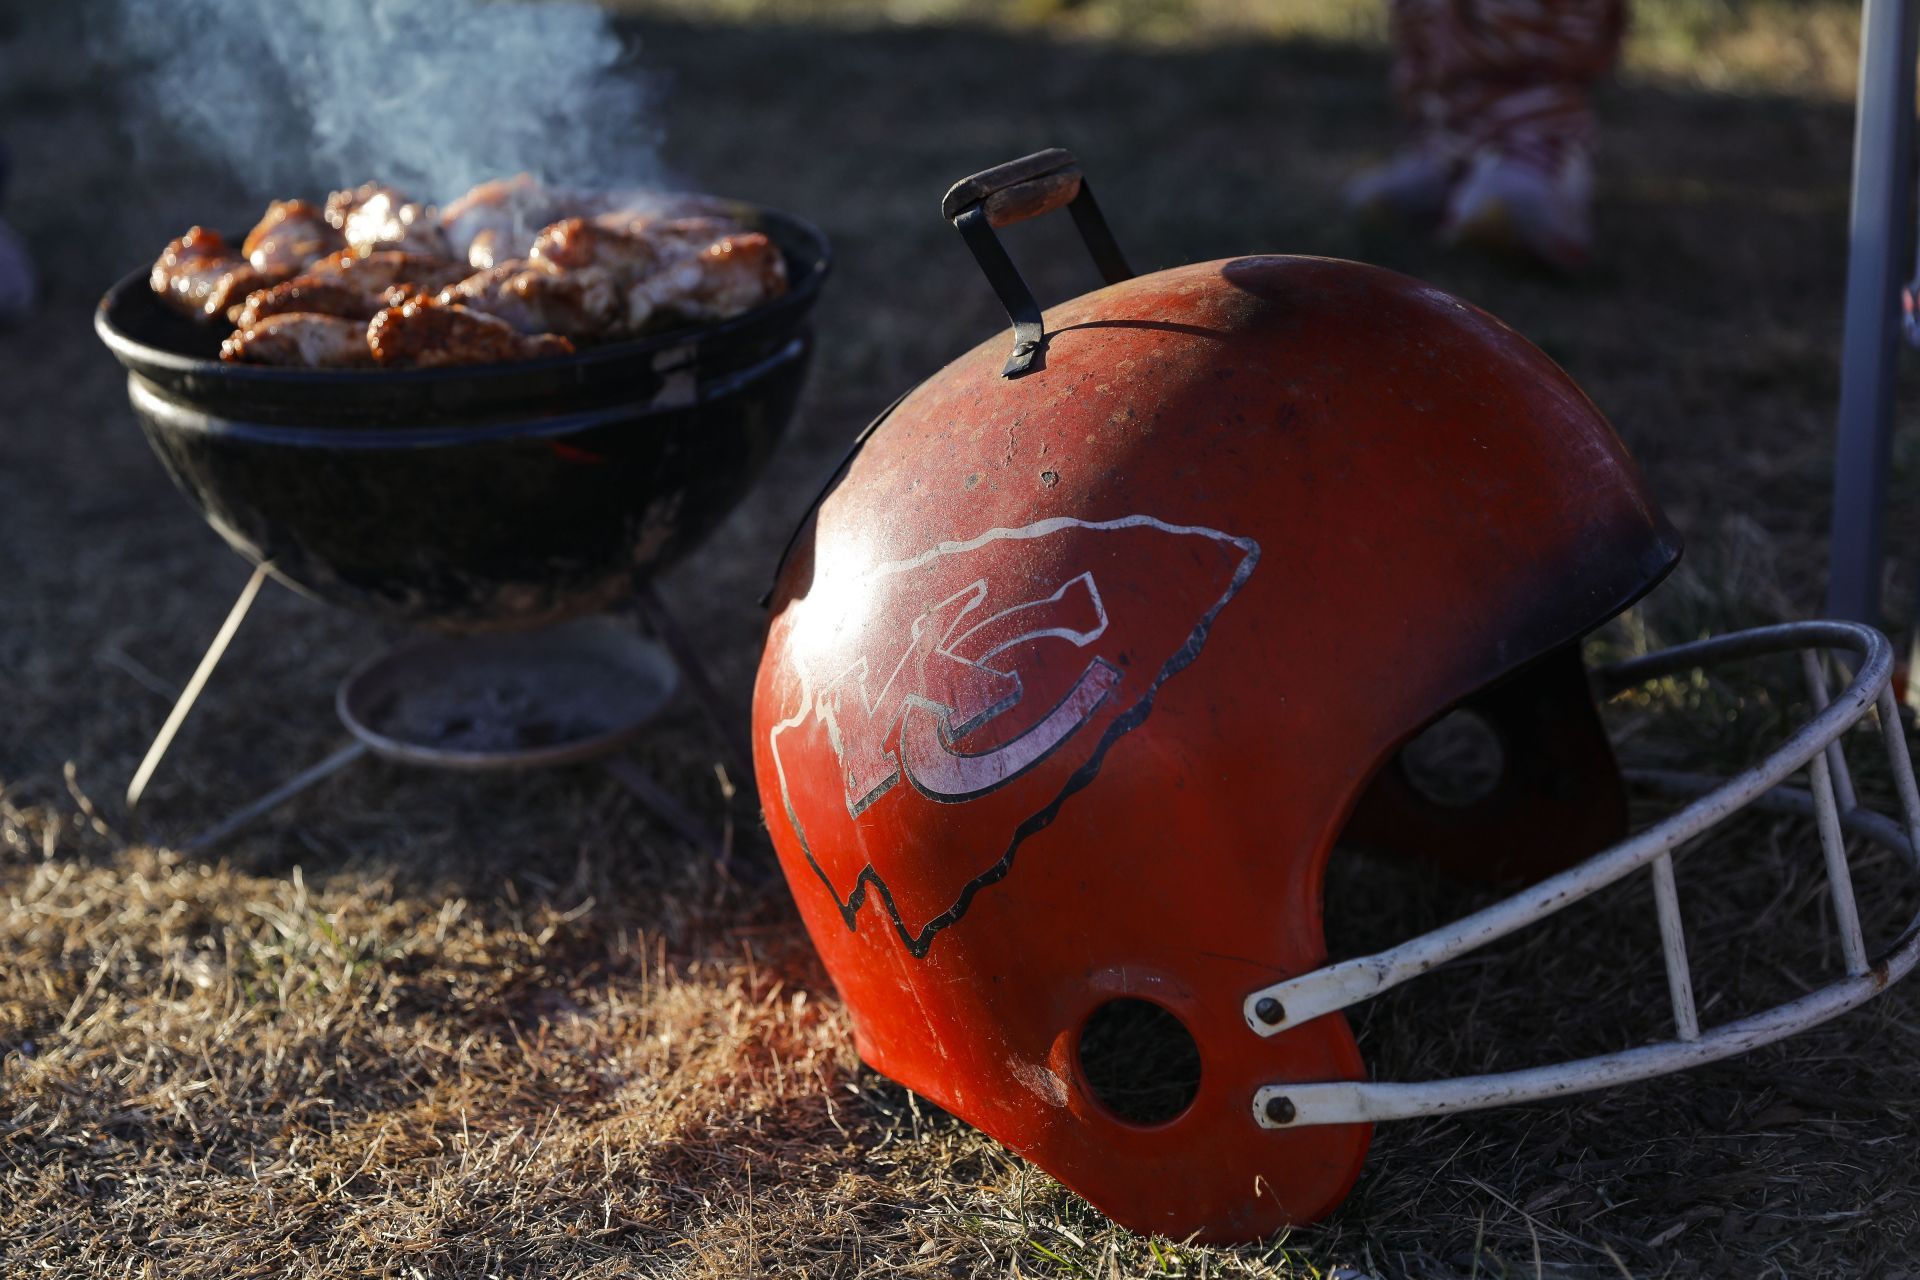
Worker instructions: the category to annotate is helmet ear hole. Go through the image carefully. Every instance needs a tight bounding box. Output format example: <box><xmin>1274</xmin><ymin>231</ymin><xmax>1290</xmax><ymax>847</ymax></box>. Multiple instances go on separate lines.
<box><xmin>1399</xmin><ymin>708</ymin><xmax>1506</xmax><ymax>807</ymax></box>
<box><xmin>1076</xmin><ymin>998</ymin><xmax>1202</xmax><ymax>1126</ymax></box>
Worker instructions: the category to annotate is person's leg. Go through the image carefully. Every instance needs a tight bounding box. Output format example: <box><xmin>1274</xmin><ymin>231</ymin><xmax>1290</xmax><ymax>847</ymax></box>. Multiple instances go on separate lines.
<box><xmin>1345</xmin><ymin>0</ymin><xmax>1468</xmax><ymax>225</ymax></box>
<box><xmin>0</xmin><ymin>140</ymin><xmax>37</xmax><ymax>321</ymax></box>
<box><xmin>1436</xmin><ymin>0</ymin><xmax>1627</xmax><ymax>270</ymax></box>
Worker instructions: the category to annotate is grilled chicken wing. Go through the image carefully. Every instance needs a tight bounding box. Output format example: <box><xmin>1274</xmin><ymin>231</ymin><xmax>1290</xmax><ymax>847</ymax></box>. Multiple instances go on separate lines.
<box><xmin>367</xmin><ymin>299</ymin><xmax>573</xmax><ymax>368</ymax></box>
<box><xmin>229</xmin><ymin>277</ymin><xmax>386</xmax><ymax>329</ymax></box>
<box><xmin>592</xmin><ymin>191</ymin><xmax>737</xmax><ymax>233</ymax></box>
<box><xmin>219</xmin><ymin>313</ymin><xmax>375</xmax><ymax>368</ymax></box>
<box><xmin>151</xmin><ymin>227</ymin><xmax>276</xmax><ymax>320</ymax></box>
<box><xmin>241</xmin><ymin>199</ymin><xmax>343</xmax><ymax>277</ymax></box>
<box><xmin>624</xmin><ymin>222</ymin><xmax>787</xmax><ymax>329</ymax></box>
<box><xmin>462</xmin><ymin>229</ymin><xmax>509</xmax><ymax>273</ymax></box>
<box><xmin>525</xmin><ymin>215</ymin><xmax>787</xmax><ymax>333</ymax></box>
<box><xmin>441</xmin><ymin>173</ymin><xmax>574</xmax><ymax>270</ymax></box>
<box><xmin>324</xmin><ymin>183</ymin><xmax>450</xmax><ymax>258</ymax></box>
<box><xmin>528</xmin><ymin>216</ymin><xmax>659</xmax><ymax>280</ymax></box>
<box><xmin>434</xmin><ymin>260</ymin><xmax>621</xmax><ymax>339</ymax></box>
<box><xmin>437</xmin><ymin>177</ymin><xmax>716</xmax><ymax>270</ymax></box>
<box><xmin>154</xmin><ymin>182</ymin><xmax>782</xmax><ymax>357</ymax></box>
<box><xmin>303</xmin><ymin>249</ymin><xmax>472</xmax><ymax>296</ymax></box>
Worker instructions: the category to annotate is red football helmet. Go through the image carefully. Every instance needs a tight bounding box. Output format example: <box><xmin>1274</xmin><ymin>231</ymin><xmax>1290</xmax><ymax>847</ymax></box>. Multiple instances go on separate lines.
<box><xmin>750</xmin><ymin>152</ymin><xmax>1920</xmax><ymax>1241</ymax></box>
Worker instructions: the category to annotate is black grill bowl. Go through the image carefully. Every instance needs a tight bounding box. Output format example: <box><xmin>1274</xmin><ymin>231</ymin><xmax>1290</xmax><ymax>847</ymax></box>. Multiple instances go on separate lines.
<box><xmin>96</xmin><ymin>205</ymin><xmax>829</xmax><ymax>631</ymax></box>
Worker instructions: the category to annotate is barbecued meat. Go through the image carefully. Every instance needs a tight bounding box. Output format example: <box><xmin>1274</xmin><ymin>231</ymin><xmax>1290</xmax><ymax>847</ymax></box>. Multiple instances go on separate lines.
<box><xmin>241</xmin><ymin>200</ymin><xmax>343</xmax><ymax>277</ymax></box>
<box><xmin>150</xmin><ymin>179</ymin><xmax>790</xmax><ymax>359</ymax></box>
<box><xmin>624</xmin><ymin>223</ymin><xmax>788</xmax><ymax>329</ymax></box>
<box><xmin>219</xmin><ymin>313</ymin><xmax>375</xmax><ymax>368</ymax></box>
<box><xmin>230</xmin><ymin>277</ymin><xmax>386</xmax><ymax>329</ymax></box>
<box><xmin>592</xmin><ymin>192</ymin><xmax>737</xmax><ymax>234</ymax></box>
<box><xmin>368</xmin><ymin>299</ymin><xmax>573</xmax><ymax>368</ymax></box>
<box><xmin>529</xmin><ymin>217</ymin><xmax>659</xmax><ymax>281</ymax></box>
<box><xmin>522</xmin><ymin>215</ymin><xmax>787</xmax><ymax>333</ymax></box>
<box><xmin>150</xmin><ymin>227</ymin><xmax>276</xmax><ymax>320</ymax></box>
<box><xmin>440</xmin><ymin>173</ymin><xmax>575</xmax><ymax>270</ymax></box>
<box><xmin>324</xmin><ymin>183</ymin><xmax>450</xmax><ymax>258</ymax></box>
<box><xmin>435</xmin><ymin>260</ymin><xmax>622</xmax><ymax>339</ymax></box>
<box><xmin>437</xmin><ymin>178</ymin><xmax>729</xmax><ymax>270</ymax></box>
<box><xmin>303</xmin><ymin>249</ymin><xmax>471</xmax><ymax>296</ymax></box>
<box><xmin>640</xmin><ymin>216</ymin><xmax>743</xmax><ymax>249</ymax></box>
<box><xmin>459</xmin><ymin>229</ymin><xmax>504</xmax><ymax>273</ymax></box>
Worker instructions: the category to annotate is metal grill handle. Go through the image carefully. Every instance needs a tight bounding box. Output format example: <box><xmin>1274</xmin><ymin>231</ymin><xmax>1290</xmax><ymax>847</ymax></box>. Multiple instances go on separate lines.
<box><xmin>943</xmin><ymin>148</ymin><xmax>1134</xmax><ymax>377</ymax></box>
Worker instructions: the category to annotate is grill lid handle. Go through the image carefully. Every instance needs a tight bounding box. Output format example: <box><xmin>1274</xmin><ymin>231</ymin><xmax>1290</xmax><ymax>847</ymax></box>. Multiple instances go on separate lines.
<box><xmin>943</xmin><ymin>148</ymin><xmax>1134</xmax><ymax>377</ymax></box>
<box><xmin>942</xmin><ymin>148</ymin><xmax>1084</xmax><ymax>226</ymax></box>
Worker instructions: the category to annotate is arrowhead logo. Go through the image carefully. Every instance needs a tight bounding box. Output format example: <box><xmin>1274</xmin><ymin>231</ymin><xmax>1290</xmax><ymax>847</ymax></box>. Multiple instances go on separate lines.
<box><xmin>822</xmin><ymin>570</ymin><xmax>1121</xmax><ymax>816</ymax></box>
<box><xmin>766</xmin><ymin>515</ymin><xmax>1259</xmax><ymax>957</ymax></box>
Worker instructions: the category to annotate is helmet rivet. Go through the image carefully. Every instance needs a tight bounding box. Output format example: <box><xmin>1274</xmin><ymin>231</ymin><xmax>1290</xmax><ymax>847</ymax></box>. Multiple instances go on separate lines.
<box><xmin>1264</xmin><ymin>1096</ymin><xmax>1297</xmax><ymax>1126</ymax></box>
<box><xmin>1253</xmin><ymin>997</ymin><xmax>1285</xmax><ymax>1026</ymax></box>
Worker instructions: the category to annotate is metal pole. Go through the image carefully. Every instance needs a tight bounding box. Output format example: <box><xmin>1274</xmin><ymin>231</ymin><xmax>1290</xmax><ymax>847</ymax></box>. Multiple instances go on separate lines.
<box><xmin>601</xmin><ymin>754</ymin><xmax>727</xmax><ymax>866</ymax></box>
<box><xmin>634</xmin><ymin>582</ymin><xmax>755</xmax><ymax>784</ymax></box>
<box><xmin>127</xmin><ymin>560</ymin><xmax>273</xmax><ymax>810</ymax></box>
<box><xmin>1825</xmin><ymin>0</ymin><xmax>1918</xmax><ymax>624</ymax></box>
<box><xmin>181</xmin><ymin>742</ymin><xmax>367</xmax><ymax>852</ymax></box>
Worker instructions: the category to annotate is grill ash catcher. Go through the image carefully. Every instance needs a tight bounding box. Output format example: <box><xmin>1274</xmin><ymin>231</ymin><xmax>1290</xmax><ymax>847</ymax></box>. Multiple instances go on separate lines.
<box><xmin>95</xmin><ymin>201</ymin><xmax>829</xmax><ymax>852</ymax></box>
<box><xmin>123</xmin><ymin>585</ymin><xmax>728</xmax><ymax>854</ymax></box>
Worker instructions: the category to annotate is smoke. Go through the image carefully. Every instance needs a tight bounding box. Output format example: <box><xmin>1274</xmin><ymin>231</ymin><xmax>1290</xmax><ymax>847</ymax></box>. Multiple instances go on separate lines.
<box><xmin>100</xmin><ymin>0</ymin><xmax>666</xmax><ymax>203</ymax></box>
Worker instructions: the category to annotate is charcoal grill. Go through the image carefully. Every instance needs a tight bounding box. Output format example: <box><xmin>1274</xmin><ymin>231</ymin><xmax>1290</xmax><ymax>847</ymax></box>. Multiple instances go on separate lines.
<box><xmin>97</xmin><ymin>200</ymin><xmax>827</xmax><ymax>848</ymax></box>
<box><xmin>96</xmin><ymin>202</ymin><xmax>828</xmax><ymax>631</ymax></box>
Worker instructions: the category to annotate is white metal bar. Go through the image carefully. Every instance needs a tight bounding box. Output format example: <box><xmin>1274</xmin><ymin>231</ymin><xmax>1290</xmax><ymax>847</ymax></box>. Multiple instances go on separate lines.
<box><xmin>1808</xmin><ymin>742</ymin><xmax>1871</xmax><ymax>976</ymax></box>
<box><xmin>126</xmin><ymin>560</ymin><xmax>273</xmax><ymax>810</ymax></box>
<box><xmin>1255</xmin><ymin>916</ymin><xmax>1919</xmax><ymax>1127</ymax></box>
<box><xmin>1802</xmin><ymin>650</ymin><xmax>1858</xmax><ymax>813</ymax></box>
<box><xmin>1627</xmin><ymin>769</ymin><xmax>1910</xmax><ymax>854</ymax></box>
<box><xmin>1244</xmin><ymin>622</ymin><xmax>1892</xmax><ymax>1036</ymax></box>
<box><xmin>1249</xmin><ymin>627</ymin><xmax>1920</xmax><ymax>1129</ymax></box>
<box><xmin>1649</xmin><ymin>852</ymin><xmax>1699</xmax><ymax>1041</ymax></box>
<box><xmin>1596</xmin><ymin>620</ymin><xmax>1884</xmax><ymax>694</ymax></box>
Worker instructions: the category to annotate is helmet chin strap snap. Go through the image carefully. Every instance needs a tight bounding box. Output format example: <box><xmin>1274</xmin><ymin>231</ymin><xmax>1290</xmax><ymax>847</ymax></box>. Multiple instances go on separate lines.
<box><xmin>1247</xmin><ymin>620</ymin><xmax>1920</xmax><ymax>1129</ymax></box>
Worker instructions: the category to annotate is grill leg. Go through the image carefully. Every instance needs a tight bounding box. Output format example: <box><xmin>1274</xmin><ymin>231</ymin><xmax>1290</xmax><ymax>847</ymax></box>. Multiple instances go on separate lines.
<box><xmin>182</xmin><ymin>742</ymin><xmax>368</xmax><ymax>852</ymax></box>
<box><xmin>126</xmin><ymin>560</ymin><xmax>273</xmax><ymax>812</ymax></box>
<box><xmin>602</xmin><ymin>754</ymin><xmax>729</xmax><ymax>870</ymax></box>
<box><xmin>634</xmin><ymin>582</ymin><xmax>754</xmax><ymax>785</ymax></box>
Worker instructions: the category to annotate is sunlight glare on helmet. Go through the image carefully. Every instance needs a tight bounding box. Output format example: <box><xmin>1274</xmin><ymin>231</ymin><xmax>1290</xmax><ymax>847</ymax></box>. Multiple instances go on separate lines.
<box><xmin>787</xmin><ymin>530</ymin><xmax>885</xmax><ymax>673</ymax></box>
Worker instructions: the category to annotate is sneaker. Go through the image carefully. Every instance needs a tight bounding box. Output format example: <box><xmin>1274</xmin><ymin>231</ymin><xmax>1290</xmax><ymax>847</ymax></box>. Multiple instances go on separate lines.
<box><xmin>1441</xmin><ymin>147</ymin><xmax>1593</xmax><ymax>273</ymax></box>
<box><xmin>1344</xmin><ymin>142</ymin><xmax>1461</xmax><ymax>227</ymax></box>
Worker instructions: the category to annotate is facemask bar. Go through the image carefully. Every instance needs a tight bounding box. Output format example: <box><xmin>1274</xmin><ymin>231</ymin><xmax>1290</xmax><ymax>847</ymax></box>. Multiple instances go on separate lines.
<box><xmin>1245</xmin><ymin>620</ymin><xmax>1920</xmax><ymax>1130</ymax></box>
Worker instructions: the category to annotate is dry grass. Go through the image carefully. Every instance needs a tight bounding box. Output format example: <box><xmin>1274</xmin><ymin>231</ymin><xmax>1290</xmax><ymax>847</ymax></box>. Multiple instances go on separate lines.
<box><xmin>6</xmin><ymin>0</ymin><xmax>1920</xmax><ymax>1275</ymax></box>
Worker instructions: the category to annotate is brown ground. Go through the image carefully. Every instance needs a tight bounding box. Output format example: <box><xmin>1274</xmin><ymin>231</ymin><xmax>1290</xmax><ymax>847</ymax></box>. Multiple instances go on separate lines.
<box><xmin>4</xmin><ymin>2</ymin><xmax>1919</xmax><ymax>1276</ymax></box>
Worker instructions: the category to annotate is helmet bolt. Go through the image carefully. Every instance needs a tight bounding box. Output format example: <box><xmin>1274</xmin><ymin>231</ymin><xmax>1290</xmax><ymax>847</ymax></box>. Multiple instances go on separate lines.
<box><xmin>1253</xmin><ymin>997</ymin><xmax>1285</xmax><ymax>1026</ymax></box>
<box><xmin>1263</xmin><ymin>1096</ymin><xmax>1297</xmax><ymax>1126</ymax></box>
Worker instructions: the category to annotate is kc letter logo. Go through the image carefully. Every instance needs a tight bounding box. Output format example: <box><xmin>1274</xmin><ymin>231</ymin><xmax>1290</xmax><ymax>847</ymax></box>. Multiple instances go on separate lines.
<box><xmin>765</xmin><ymin>515</ymin><xmax>1259</xmax><ymax>956</ymax></box>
